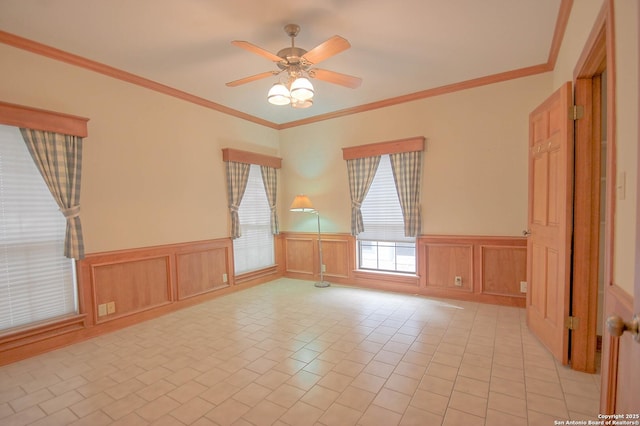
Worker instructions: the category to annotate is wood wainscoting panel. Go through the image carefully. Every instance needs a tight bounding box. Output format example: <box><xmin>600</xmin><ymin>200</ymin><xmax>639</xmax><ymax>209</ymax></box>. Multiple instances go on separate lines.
<box><xmin>284</xmin><ymin>235</ymin><xmax>315</xmax><ymax>278</ymax></box>
<box><xmin>177</xmin><ymin>247</ymin><xmax>230</xmax><ymax>299</ymax></box>
<box><xmin>418</xmin><ymin>235</ymin><xmax>527</xmax><ymax>306</ymax></box>
<box><xmin>481</xmin><ymin>245</ymin><xmax>527</xmax><ymax>298</ymax></box>
<box><xmin>92</xmin><ymin>256</ymin><xmax>171</xmax><ymax>323</ymax></box>
<box><xmin>321</xmin><ymin>236</ymin><xmax>352</xmax><ymax>279</ymax></box>
<box><xmin>423</xmin><ymin>243</ymin><xmax>473</xmax><ymax>291</ymax></box>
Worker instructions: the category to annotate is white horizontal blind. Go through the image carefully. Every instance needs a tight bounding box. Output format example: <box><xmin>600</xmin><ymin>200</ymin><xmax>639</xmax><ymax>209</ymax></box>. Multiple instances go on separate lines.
<box><xmin>0</xmin><ymin>125</ymin><xmax>76</xmax><ymax>331</ymax></box>
<box><xmin>234</xmin><ymin>164</ymin><xmax>275</xmax><ymax>274</ymax></box>
<box><xmin>359</xmin><ymin>154</ymin><xmax>413</xmax><ymax>243</ymax></box>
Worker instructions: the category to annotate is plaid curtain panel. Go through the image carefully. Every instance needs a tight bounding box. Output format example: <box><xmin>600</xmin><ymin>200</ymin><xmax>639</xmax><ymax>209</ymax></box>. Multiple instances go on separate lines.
<box><xmin>389</xmin><ymin>151</ymin><xmax>422</xmax><ymax>237</ymax></box>
<box><xmin>260</xmin><ymin>166</ymin><xmax>279</xmax><ymax>235</ymax></box>
<box><xmin>20</xmin><ymin>129</ymin><xmax>85</xmax><ymax>259</ymax></box>
<box><xmin>225</xmin><ymin>161</ymin><xmax>251</xmax><ymax>239</ymax></box>
<box><xmin>346</xmin><ymin>156</ymin><xmax>380</xmax><ymax>235</ymax></box>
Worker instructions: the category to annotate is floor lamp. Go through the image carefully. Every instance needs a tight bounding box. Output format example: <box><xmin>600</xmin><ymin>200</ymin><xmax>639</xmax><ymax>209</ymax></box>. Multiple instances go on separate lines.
<box><xmin>290</xmin><ymin>195</ymin><xmax>330</xmax><ymax>288</ymax></box>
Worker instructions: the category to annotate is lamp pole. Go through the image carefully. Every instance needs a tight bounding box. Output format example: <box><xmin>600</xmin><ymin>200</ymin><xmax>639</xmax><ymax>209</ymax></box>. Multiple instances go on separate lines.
<box><xmin>289</xmin><ymin>194</ymin><xmax>330</xmax><ymax>288</ymax></box>
<box><xmin>315</xmin><ymin>211</ymin><xmax>329</xmax><ymax>287</ymax></box>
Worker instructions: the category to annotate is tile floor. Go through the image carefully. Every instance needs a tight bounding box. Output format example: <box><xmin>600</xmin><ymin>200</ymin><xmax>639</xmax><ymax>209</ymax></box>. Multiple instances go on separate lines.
<box><xmin>0</xmin><ymin>278</ymin><xmax>602</xmax><ymax>425</ymax></box>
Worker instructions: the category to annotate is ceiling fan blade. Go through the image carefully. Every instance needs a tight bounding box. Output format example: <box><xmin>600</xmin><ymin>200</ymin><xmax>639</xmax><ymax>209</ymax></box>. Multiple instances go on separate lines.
<box><xmin>226</xmin><ymin>71</ymin><xmax>275</xmax><ymax>87</ymax></box>
<box><xmin>310</xmin><ymin>69</ymin><xmax>362</xmax><ymax>89</ymax></box>
<box><xmin>302</xmin><ymin>35</ymin><xmax>351</xmax><ymax>65</ymax></box>
<box><xmin>231</xmin><ymin>40</ymin><xmax>283</xmax><ymax>62</ymax></box>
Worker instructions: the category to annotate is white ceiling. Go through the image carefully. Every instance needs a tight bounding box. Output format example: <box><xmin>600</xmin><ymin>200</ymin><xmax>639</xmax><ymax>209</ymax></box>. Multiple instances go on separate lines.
<box><xmin>0</xmin><ymin>0</ymin><xmax>563</xmax><ymax>126</ymax></box>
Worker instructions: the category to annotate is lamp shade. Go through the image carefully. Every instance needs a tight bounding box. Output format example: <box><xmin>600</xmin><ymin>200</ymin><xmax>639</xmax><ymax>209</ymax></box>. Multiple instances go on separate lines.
<box><xmin>267</xmin><ymin>83</ymin><xmax>291</xmax><ymax>105</ymax></box>
<box><xmin>290</xmin><ymin>77</ymin><xmax>314</xmax><ymax>101</ymax></box>
<box><xmin>290</xmin><ymin>194</ymin><xmax>315</xmax><ymax>212</ymax></box>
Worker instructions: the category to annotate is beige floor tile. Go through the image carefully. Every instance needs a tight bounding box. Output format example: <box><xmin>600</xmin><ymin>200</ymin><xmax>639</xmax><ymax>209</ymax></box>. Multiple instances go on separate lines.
<box><xmin>166</xmin><ymin>380</ymin><xmax>208</xmax><ymax>404</ymax></box>
<box><xmin>205</xmin><ymin>398</ymin><xmax>251</xmax><ymax>426</ymax></box>
<box><xmin>525</xmin><ymin>376</ymin><xmax>565</xmax><ymax>399</ymax></box>
<box><xmin>300</xmin><ymin>385</ymin><xmax>340</xmax><ymax>411</ymax></box>
<box><xmin>38</xmin><ymin>389</ymin><xmax>84</xmax><ymax>415</ymax></box>
<box><xmin>527</xmin><ymin>392</ymin><xmax>569</xmax><ymax>418</ymax></box>
<box><xmin>336</xmin><ymin>385</ymin><xmax>376</xmax><ymax>412</ymax></box>
<box><xmin>279</xmin><ymin>401</ymin><xmax>324</xmax><ymax>426</ymax></box>
<box><xmin>363</xmin><ymin>360</ymin><xmax>395</xmax><ymax>379</ymax></box>
<box><xmin>134</xmin><ymin>395</ymin><xmax>180</xmax><ymax>422</ymax></box>
<box><xmin>442</xmin><ymin>407</ymin><xmax>484</xmax><ymax>426</ymax></box>
<box><xmin>453</xmin><ymin>375</ymin><xmax>489</xmax><ymax>398</ymax></box>
<box><xmin>486</xmin><ymin>408</ymin><xmax>528</xmax><ymax>426</ymax></box>
<box><xmin>168</xmin><ymin>396</ymin><xmax>214</xmax><ymax>424</ymax></box>
<box><xmin>101</xmin><ymin>393</ymin><xmax>146</xmax><ymax>420</ymax></box>
<box><xmin>302</xmin><ymin>359</ymin><xmax>336</xmax><ymax>377</ymax></box>
<box><xmin>317</xmin><ymin>371</ymin><xmax>353</xmax><ymax>393</ymax></box>
<box><xmin>1</xmin><ymin>405</ymin><xmax>47</xmax><ymax>426</ymax></box>
<box><xmin>199</xmin><ymin>381</ymin><xmax>241</xmax><ymax>406</ymax></box>
<box><xmin>418</xmin><ymin>374</ymin><xmax>454</xmax><ymax>397</ymax></box>
<box><xmin>358</xmin><ymin>403</ymin><xmax>403</xmax><ymax>426</ymax></box>
<box><xmin>448</xmin><ymin>390</ymin><xmax>487</xmax><ymax>418</ymax></box>
<box><xmin>286</xmin><ymin>370</ymin><xmax>322</xmax><ymax>391</ymax></box>
<box><xmin>233</xmin><ymin>382</ymin><xmax>273</xmax><ymax>407</ymax></box>
<box><xmin>426</xmin><ymin>362</ymin><xmax>459</xmax><ymax>382</ymax></box>
<box><xmin>242</xmin><ymin>399</ymin><xmax>287</xmax><ymax>426</ymax></box>
<box><xmin>399</xmin><ymin>405</ymin><xmax>443</xmax><ymax>426</ymax></box>
<box><xmin>68</xmin><ymin>409</ymin><xmax>113</xmax><ymax>426</ymax></box>
<box><xmin>331</xmin><ymin>359</ymin><xmax>366</xmax><ymax>377</ymax></box>
<box><xmin>392</xmin><ymin>361</ymin><xmax>426</xmax><ymax>380</ymax></box>
<box><xmin>69</xmin><ymin>392</ymin><xmax>115</xmax><ymax>418</ymax></box>
<box><xmin>29</xmin><ymin>407</ymin><xmax>79</xmax><ymax>426</ymax></box>
<box><xmin>410</xmin><ymin>389</ymin><xmax>449</xmax><ymax>416</ymax></box>
<box><xmin>266</xmin><ymin>383</ymin><xmax>305</xmax><ymax>408</ymax></box>
<box><xmin>0</xmin><ymin>279</ymin><xmax>603</xmax><ymax>426</ymax></box>
<box><xmin>488</xmin><ymin>390</ymin><xmax>527</xmax><ymax>418</ymax></box>
<box><xmin>384</xmin><ymin>373</ymin><xmax>420</xmax><ymax>396</ymax></box>
<box><xmin>373</xmin><ymin>388</ymin><xmax>411</xmax><ymax>414</ymax></box>
<box><xmin>318</xmin><ymin>402</ymin><xmax>362</xmax><ymax>426</ymax></box>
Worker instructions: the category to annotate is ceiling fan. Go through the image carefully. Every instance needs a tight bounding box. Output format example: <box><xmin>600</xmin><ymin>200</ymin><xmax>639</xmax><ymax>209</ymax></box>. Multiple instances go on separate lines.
<box><xmin>226</xmin><ymin>24</ymin><xmax>362</xmax><ymax>107</ymax></box>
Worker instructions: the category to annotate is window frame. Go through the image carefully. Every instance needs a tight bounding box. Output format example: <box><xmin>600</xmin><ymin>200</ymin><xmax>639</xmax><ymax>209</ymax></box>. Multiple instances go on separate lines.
<box><xmin>0</xmin><ymin>101</ymin><xmax>88</xmax><ymax>336</ymax></box>
<box><xmin>342</xmin><ymin>136</ymin><xmax>425</xmax><ymax>276</ymax></box>
<box><xmin>222</xmin><ymin>148</ymin><xmax>282</xmax><ymax>278</ymax></box>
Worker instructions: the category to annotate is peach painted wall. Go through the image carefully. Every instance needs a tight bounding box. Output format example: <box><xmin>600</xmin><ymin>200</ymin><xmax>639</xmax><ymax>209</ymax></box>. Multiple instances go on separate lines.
<box><xmin>552</xmin><ymin>0</ymin><xmax>638</xmax><ymax>296</ymax></box>
<box><xmin>0</xmin><ymin>43</ymin><xmax>280</xmax><ymax>254</ymax></box>
<box><xmin>280</xmin><ymin>73</ymin><xmax>553</xmax><ymax>237</ymax></box>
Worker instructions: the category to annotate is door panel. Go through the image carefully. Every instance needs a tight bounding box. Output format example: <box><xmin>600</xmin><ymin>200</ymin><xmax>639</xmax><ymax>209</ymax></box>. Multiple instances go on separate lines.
<box><xmin>526</xmin><ymin>81</ymin><xmax>573</xmax><ymax>364</ymax></box>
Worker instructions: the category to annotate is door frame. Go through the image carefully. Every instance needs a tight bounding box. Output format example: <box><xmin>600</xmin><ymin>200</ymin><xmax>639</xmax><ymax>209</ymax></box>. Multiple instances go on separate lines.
<box><xmin>570</xmin><ymin>0</ymin><xmax>615</xmax><ymax>373</ymax></box>
<box><xmin>570</xmin><ymin>0</ymin><xmax>618</xmax><ymax>409</ymax></box>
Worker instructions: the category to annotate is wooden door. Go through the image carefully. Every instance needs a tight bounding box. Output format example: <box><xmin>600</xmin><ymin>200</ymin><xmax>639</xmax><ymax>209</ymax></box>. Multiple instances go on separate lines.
<box><xmin>526</xmin><ymin>82</ymin><xmax>573</xmax><ymax>364</ymax></box>
<box><xmin>599</xmin><ymin>27</ymin><xmax>640</xmax><ymax>412</ymax></box>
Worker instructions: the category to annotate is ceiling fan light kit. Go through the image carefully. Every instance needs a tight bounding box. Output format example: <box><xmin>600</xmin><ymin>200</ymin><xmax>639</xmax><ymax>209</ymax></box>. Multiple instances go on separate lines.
<box><xmin>227</xmin><ymin>24</ymin><xmax>362</xmax><ymax>109</ymax></box>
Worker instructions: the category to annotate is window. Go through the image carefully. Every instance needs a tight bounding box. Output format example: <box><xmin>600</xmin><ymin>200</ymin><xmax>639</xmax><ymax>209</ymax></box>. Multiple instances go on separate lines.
<box><xmin>233</xmin><ymin>164</ymin><xmax>274</xmax><ymax>274</ymax></box>
<box><xmin>0</xmin><ymin>125</ymin><xmax>77</xmax><ymax>331</ymax></box>
<box><xmin>358</xmin><ymin>155</ymin><xmax>416</xmax><ymax>273</ymax></box>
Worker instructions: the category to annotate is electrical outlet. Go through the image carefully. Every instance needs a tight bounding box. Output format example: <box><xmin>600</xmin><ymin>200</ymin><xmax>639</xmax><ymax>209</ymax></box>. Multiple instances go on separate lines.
<box><xmin>107</xmin><ymin>301</ymin><xmax>116</xmax><ymax>314</ymax></box>
<box><xmin>98</xmin><ymin>303</ymin><xmax>107</xmax><ymax>317</ymax></box>
<box><xmin>222</xmin><ymin>273</ymin><xmax>228</xmax><ymax>283</ymax></box>
<box><xmin>454</xmin><ymin>276</ymin><xmax>462</xmax><ymax>286</ymax></box>
<box><xmin>321</xmin><ymin>264</ymin><xmax>326</xmax><ymax>272</ymax></box>
<box><xmin>520</xmin><ymin>281</ymin><xmax>528</xmax><ymax>293</ymax></box>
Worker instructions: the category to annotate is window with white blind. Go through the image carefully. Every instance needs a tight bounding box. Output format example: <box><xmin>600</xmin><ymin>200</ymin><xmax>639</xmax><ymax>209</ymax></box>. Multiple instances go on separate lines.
<box><xmin>358</xmin><ymin>154</ymin><xmax>416</xmax><ymax>273</ymax></box>
<box><xmin>233</xmin><ymin>164</ymin><xmax>275</xmax><ymax>274</ymax></box>
<box><xmin>0</xmin><ymin>124</ymin><xmax>77</xmax><ymax>332</ymax></box>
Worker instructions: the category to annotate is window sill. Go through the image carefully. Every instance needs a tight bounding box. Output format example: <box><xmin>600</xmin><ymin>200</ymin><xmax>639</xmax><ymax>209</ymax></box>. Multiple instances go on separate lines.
<box><xmin>353</xmin><ymin>269</ymin><xmax>419</xmax><ymax>286</ymax></box>
<box><xmin>0</xmin><ymin>314</ymin><xmax>87</xmax><ymax>350</ymax></box>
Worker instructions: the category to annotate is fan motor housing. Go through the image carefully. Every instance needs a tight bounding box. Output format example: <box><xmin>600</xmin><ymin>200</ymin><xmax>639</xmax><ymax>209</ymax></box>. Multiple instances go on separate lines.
<box><xmin>276</xmin><ymin>47</ymin><xmax>309</xmax><ymax>70</ymax></box>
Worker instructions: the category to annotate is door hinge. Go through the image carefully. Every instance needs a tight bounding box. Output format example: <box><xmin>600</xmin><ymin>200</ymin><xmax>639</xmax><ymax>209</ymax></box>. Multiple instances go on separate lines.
<box><xmin>565</xmin><ymin>316</ymin><xmax>580</xmax><ymax>330</ymax></box>
<box><xmin>571</xmin><ymin>105</ymin><xmax>584</xmax><ymax>120</ymax></box>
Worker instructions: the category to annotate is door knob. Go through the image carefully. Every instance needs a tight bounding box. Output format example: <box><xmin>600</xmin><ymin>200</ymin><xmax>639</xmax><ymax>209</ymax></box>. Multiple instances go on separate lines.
<box><xmin>522</xmin><ymin>230</ymin><xmax>531</xmax><ymax>236</ymax></box>
<box><xmin>606</xmin><ymin>314</ymin><xmax>640</xmax><ymax>343</ymax></box>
